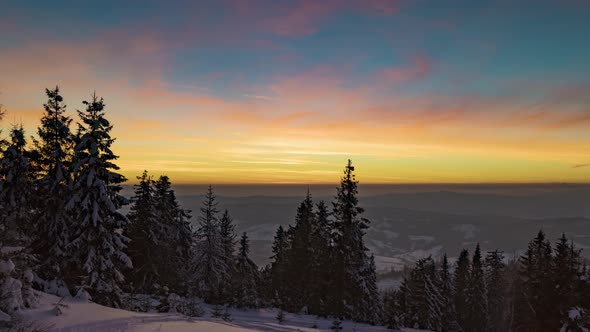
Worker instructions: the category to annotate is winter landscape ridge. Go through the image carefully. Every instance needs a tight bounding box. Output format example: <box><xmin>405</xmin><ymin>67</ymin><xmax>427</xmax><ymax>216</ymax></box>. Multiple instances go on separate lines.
<box><xmin>158</xmin><ymin>184</ymin><xmax>590</xmax><ymax>270</ymax></box>
<box><xmin>1</xmin><ymin>97</ymin><xmax>590</xmax><ymax>331</ymax></box>
<box><xmin>1</xmin><ymin>89</ymin><xmax>589</xmax><ymax>331</ymax></box>
<box><xmin>3</xmin><ymin>0</ymin><xmax>590</xmax><ymax>330</ymax></box>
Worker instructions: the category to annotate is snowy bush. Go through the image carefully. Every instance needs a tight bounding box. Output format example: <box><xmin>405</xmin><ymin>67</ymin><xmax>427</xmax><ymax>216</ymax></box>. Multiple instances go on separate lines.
<box><xmin>561</xmin><ymin>308</ymin><xmax>590</xmax><ymax>332</ymax></box>
<box><xmin>182</xmin><ymin>298</ymin><xmax>204</xmax><ymax>318</ymax></box>
<box><xmin>166</xmin><ymin>293</ymin><xmax>181</xmax><ymax>313</ymax></box>
<box><xmin>21</xmin><ymin>269</ymin><xmax>38</xmax><ymax>308</ymax></box>
<box><xmin>221</xmin><ymin>307</ymin><xmax>232</xmax><ymax>322</ymax></box>
<box><xmin>156</xmin><ymin>292</ymin><xmax>183</xmax><ymax>313</ymax></box>
<box><xmin>0</xmin><ymin>259</ymin><xmax>24</xmax><ymax>314</ymax></box>
<box><xmin>74</xmin><ymin>288</ymin><xmax>91</xmax><ymax>303</ymax></box>
<box><xmin>51</xmin><ymin>297</ymin><xmax>69</xmax><ymax>316</ymax></box>
<box><xmin>331</xmin><ymin>319</ymin><xmax>343</xmax><ymax>331</ymax></box>
<box><xmin>4</xmin><ymin>313</ymin><xmax>54</xmax><ymax>332</ymax></box>
<box><xmin>276</xmin><ymin>309</ymin><xmax>285</xmax><ymax>324</ymax></box>
<box><xmin>211</xmin><ymin>304</ymin><xmax>223</xmax><ymax>318</ymax></box>
<box><xmin>34</xmin><ymin>277</ymin><xmax>70</xmax><ymax>298</ymax></box>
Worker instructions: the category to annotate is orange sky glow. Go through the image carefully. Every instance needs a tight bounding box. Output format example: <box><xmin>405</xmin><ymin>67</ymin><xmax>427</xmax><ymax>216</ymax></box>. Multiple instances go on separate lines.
<box><xmin>1</xmin><ymin>1</ymin><xmax>590</xmax><ymax>184</ymax></box>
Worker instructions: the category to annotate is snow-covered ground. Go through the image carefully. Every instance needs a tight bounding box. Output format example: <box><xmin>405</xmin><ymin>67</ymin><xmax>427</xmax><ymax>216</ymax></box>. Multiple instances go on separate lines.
<box><xmin>15</xmin><ymin>292</ymin><xmax>428</xmax><ymax>332</ymax></box>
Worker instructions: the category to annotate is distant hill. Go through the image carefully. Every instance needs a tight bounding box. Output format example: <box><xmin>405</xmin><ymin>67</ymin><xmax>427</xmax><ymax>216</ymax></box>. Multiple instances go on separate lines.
<box><xmin>164</xmin><ymin>188</ymin><xmax>590</xmax><ymax>270</ymax></box>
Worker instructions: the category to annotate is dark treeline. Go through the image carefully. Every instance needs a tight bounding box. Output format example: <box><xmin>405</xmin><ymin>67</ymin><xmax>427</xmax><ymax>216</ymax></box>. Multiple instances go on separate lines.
<box><xmin>1</xmin><ymin>87</ymin><xmax>589</xmax><ymax>331</ymax></box>
<box><xmin>383</xmin><ymin>232</ymin><xmax>590</xmax><ymax>331</ymax></box>
<box><xmin>262</xmin><ymin>161</ymin><xmax>380</xmax><ymax>323</ymax></box>
<box><xmin>0</xmin><ymin>87</ymin><xmax>378</xmax><ymax>325</ymax></box>
<box><xmin>0</xmin><ymin>87</ymin><xmax>263</xmax><ymax>311</ymax></box>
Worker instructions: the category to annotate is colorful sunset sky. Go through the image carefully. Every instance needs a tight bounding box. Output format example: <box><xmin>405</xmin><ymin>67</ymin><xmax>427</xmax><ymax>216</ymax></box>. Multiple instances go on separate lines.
<box><xmin>1</xmin><ymin>0</ymin><xmax>589</xmax><ymax>184</ymax></box>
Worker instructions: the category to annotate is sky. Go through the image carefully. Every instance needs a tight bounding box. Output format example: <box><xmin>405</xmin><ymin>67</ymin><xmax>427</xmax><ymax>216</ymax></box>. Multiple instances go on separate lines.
<box><xmin>1</xmin><ymin>0</ymin><xmax>590</xmax><ymax>184</ymax></box>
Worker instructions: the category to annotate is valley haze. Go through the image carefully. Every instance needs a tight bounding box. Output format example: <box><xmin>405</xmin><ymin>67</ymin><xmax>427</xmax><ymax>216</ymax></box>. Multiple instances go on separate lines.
<box><xmin>121</xmin><ymin>183</ymin><xmax>590</xmax><ymax>271</ymax></box>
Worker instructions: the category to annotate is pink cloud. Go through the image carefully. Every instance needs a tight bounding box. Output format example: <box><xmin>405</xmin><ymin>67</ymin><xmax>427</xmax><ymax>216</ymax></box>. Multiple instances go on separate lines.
<box><xmin>378</xmin><ymin>55</ymin><xmax>432</xmax><ymax>83</ymax></box>
<box><xmin>228</xmin><ymin>0</ymin><xmax>402</xmax><ymax>38</ymax></box>
<box><xmin>362</xmin><ymin>0</ymin><xmax>400</xmax><ymax>15</ymax></box>
<box><xmin>266</xmin><ymin>0</ymin><xmax>338</xmax><ymax>37</ymax></box>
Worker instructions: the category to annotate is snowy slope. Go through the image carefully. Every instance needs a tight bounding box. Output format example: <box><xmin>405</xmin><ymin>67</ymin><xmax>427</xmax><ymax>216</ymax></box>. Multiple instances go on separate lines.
<box><xmin>16</xmin><ymin>292</ymin><xmax>428</xmax><ymax>332</ymax></box>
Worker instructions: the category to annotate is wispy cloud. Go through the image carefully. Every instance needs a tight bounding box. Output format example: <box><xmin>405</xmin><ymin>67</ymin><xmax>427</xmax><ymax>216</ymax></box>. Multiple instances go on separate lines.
<box><xmin>572</xmin><ymin>163</ymin><xmax>590</xmax><ymax>169</ymax></box>
<box><xmin>243</xmin><ymin>94</ymin><xmax>275</xmax><ymax>101</ymax></box>
<box><xmin>229</xmin><ymin>0</ymin><xmax>403</xmax><ymax>37</ymax></box>
<box><xmin>377</xmin><ymin>55</ymin><xmax>432</xmax><ymax>84</ymax></box>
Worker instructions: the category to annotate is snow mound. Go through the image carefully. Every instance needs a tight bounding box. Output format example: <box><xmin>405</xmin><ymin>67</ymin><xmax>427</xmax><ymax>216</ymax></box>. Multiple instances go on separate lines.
<box><xmin>0</xmin><ymin>309</ymin><xmax>10</xmax><ymax>322</ymax></box>
<box><xmin>17</xmin><ymin>291</ymin><xmax>399</xmax><ymax>332</ymax></box>
<box><xmin>0</xmin><ymin>259</ymin><xmax>15</xmax><ymax>275</ymax></box>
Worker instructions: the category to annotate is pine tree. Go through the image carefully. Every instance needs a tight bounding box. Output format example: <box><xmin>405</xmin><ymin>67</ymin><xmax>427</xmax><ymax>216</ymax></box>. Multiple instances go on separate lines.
<box><xmin>269</xmin><ymin>225</ymin><xmax>289</xmax><ymax>308</ymax></box>
<box><xmin>485</xmin><ymin>250</ymin><xmax>506</xmax><ymax>332</ymax></box>
<box><xmin>309</xmin><ymin>200</ymin><xmax>334</xmax><ymax>316</ymax></box>
<box><xmin>66</xmin><ymin>94</ymin><xmax>131</xmax><ymax>307</ymax></box>
<box><xmin>382</xmin><ymin>288</ymin><xmax>402</xmax><ymax>330</ymax></box>
<box><xmin>0</xmin><ymin>106</ymin><xmax>5</xmax><ymax>157</ymax></box>
<box><xmin>331</xmin><ymin>160</ymin><xmax>375</xmax><ymax>321</ymax></box>
<box><xmin>232</xmin><ymin>232</ymin><xmax>259</xmax><ymax>308</ymax></box>
<box><xmin>454</xmin><ymin>248</ymin><xmax>470</xmax><ymax>330</ymax></box>
<box><xmin>218</xmin><ymin>209</ymin><xmax>236</xmax><ymax>302</ymax></box>
<box><xmin>397</xmin><ymin>276</ymin><xmax>412</xmax><ymax>327</ymax></box>
<box><xmin>358</xmin><ymin>254</ymin><xmax>381</xmax><ymax>324</ymax></box>
<box><xmin>31</xmin><ymin>86</ymin><xmax>74</xmax><ymax>289</ymax></box>
<box><xmin>502</xmin><ymin>256</ymin><xmax>520</xmax><ymax>332</ymax></box>
<box><xmin>127</xmin><ymin>174</ymin><xmax>191</xmax><ymax>294</ymax></box>
<box><xmin>552</xmin><ymin>234</ymin><xmax>584</xmax><ymax>328</ymax></box>
<box><xmin>192</xmin><ymin>185</ymin><xmax>227</xmax><ymax>303</ymax></box>
<box><xmin>403</xmin><ymin>257</ymin><xmax>442</xmax><ymax>330</ymax></box>
<box><xmin>282</xmin><ymin>191</ymin><xmax>315</xmax><ymax>312</ymax></box>
<box><xmin>0</xmin><ymin>126</ymin><xmax>35</xmax><ymax>245</ymax></box>
<box><xmin>126</xmin><ymin>171</ymin><xmax>162</xmax><ymax>293</ymax></box>
<box><xmin>466</xmin><ymin>244</ymin><xmax>487</xmax><ymax>332</ymax></box>
<box><xmin>219</xmin><ymin>210</ymin><xmax>236</xmax><ymax>263</ymax></box>
<box><xmin>153</xmin><ymin>175</ymin><xmax>192</xmax><ymax>293</ymax></box>
<box><xmin>515</xmin><ymin>230</ymin><xmax>555</xmax><ymax>331</ymax></box>
<box><xmin>438</xmin><ymin>254</ymin><xmax>460</xmax><ymax>332</ymax></box>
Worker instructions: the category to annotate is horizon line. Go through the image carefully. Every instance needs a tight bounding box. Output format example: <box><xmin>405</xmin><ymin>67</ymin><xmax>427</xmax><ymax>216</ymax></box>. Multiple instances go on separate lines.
<box><xmin>121</xmin><ymin>182</ymin><xmax>590</xmax><ymax>186</ymax></box>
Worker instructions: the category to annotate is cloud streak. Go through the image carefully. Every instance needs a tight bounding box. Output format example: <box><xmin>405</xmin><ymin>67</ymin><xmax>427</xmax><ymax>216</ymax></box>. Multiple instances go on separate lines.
<box><xmin>572</xmin><ymin>164</ymin><xmax>590</xmax><ymax>169</ymax></box>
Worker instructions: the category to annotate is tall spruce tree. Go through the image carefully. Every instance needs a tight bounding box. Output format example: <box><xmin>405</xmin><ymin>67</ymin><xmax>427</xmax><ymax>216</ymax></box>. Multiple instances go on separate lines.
<box><xmin>0</xmin><ymin>126</ymin><xmax>34</xmax><ymax>244</ymax></box>
<box><xmin>308</xmin><ymin>200</ymin><xmax>333</xmax><ymax>316</ymax></box>
<box><xmin>153</xmin><ymin>175</ymin><xmax>193</xmax><ymax>293</ymax></box>
<box><xmin>232</xmin><ymin>232</ymin><xmax>259</xmax><ymax>308</ymax></box>
<box><xmin>358</xmin><ymin>254</ymin><xmax>381</xmax><ymax>324</ymax></box>
<box><xmin>466</xmin><ymin>244</ymin><xmax>487</xmax><ymax>332</ymax></box>
<box><xmin>454</xmin><ymin>249</ymin><xmax>470</xmax><ymax>331</ymax></box>
<box><xmin>331</xmin><ymin>160</ymin><xmax>376</xmax><ymax>321</ymax></box>
<box><xmin>438</xmin><ymin>254</ymin><xmax>459</xmax><ymax>332</ymax></box>
<box><xmin>485</xmin><ymin>250</ymin><xmax>506</xmax><ymax>332</ymax></box>
<box><xmin>402</xmin><ymin>257</ymin><xmax>442</xmax><ymax>330</ymax></box>
<box><xmin>269</xmin><ymin>225</ymin><xmax>289</xmax><ymax>308</ymax></box>
<box><xmin>126</xmin><ymin>171</ymin><xmax>162</xmax><ymax>292</ymax></box>
<box><xmin>515</xmin><ymin>230</ymin><xmax>555</xmax><ymax>331</ymax></box>
<box><xmin>397</xmin><ymin>276</ymin><xmax>412</xmax><ymax>327</ymax></box>
<box><xmin>31</xmin><ymin>86</ymin><xmax>74</xmax><ymax>290</ymax></box>
<box><xmin>552</xmin><ymin>234</ymin><xmax>584</xmax><ymax>328</ymax></box>
<box><xmin>283</xmin><ymin>191</ymin><xmax>315</xmax><ymax>312</ymax></box>
<box><xmin>192</xmin><ymin>185</ymin><xmax>227</xmax><ymax>303</ymax></box>
<box><xmin>382</xmin><ymin>288</ymin><xmax>403</xmax><ymax>330</ymax></box>
<box><xmin>67</xmin><ymin>94</ymin><xmax>131</xmax><ymax>307</ymax></box>
<box><xmin>218</xmin><ymin>209</ymin><xmax>236</xmax><ymax>302</ymax></box>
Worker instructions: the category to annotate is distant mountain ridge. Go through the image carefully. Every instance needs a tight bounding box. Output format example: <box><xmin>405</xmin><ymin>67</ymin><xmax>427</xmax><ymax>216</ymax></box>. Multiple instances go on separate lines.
<box><xmin>163</xmin><ymin>189</ymin><xmax>590</xmax><ymax>269</ymax></box>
